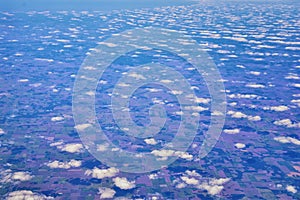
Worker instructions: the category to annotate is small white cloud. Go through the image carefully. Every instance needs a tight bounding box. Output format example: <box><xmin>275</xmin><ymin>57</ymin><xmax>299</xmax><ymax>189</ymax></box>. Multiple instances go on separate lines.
<box><xmin>160</xmin><ymin>79</ymin><xmax>173</xmax><ymax>84</ymax></box>
<box><xmin>46</xmin><ymin>159</ymin><xmax>82</xmax><ymax>169</ymax></box>
<box><xmin>227</xmin><ymin>94</ymin><xmax>259</xmax><ymax>99</ymax></box>
<box><xmin>234</xmin><ymin>143</ymin><xmax>246</xmax><ymax>149</ymax></box>
<box><xmin>181</xmin><ymin>176</ymin><xmax>199</xmax><ymax>185</ymax></box>
<box><xmin>0</xmin><ymin>128</ymin><xmax>5</xmax><ymax>135</ymax></box>
<box><xmin>85</xmin><ymin>167</ymin><xmax>119</xmax><ymax>179</ymax></box>
<box><xmin>274</xmin><ymin>119</ymin><xmax>300</xmax><ymax>128</ymax></box>
<box><xmin>247</xmin><ymin>115</ymin><xmax>261</xmax><ymax>121</ymax></box>
<box><xmin>149</xmin><ymin>173</ymin><xmax>158</xmax><ymax>180</ymax></box>
<box><xmin>50</xmin><ymin>141</ymin><xmax>64</xmax><ymax>147</ymax></box>
<box><xmin>198</xmin><ymin>183</ymin><xmax>224</xmax><ymax>196</ymax></box>
<box><xmin>186</xmin><ymin>170</ymin><xmax>201</xmax><ymax>177</ymax></box>
<box><xmin>128</xmin><ymin>72</ymin><xmax>146</xmax><ymax>80</ymax></box>
<box><xmin>170</xmin><ymin>90</ymin><xmax>183</xmax><ymax>95</ymax></box>
<box><xmin>113</xmin><ymin>177</ymin><xmax>136</xmax><ymax>190</ymax></box>
<box><xmin>51</xmin><ymin>116</ymin><xmax>64</xmax><ymax>122</ymax></box>
<box><xmin>11</xmin><ymin>172</ymin><xmax>33</xmax><ymax>181</ymax></box>
<box><xmin>97</xmin><ymin>143</ymin><xmax>109</xmax><ymax>152</ymax></box>
<box><xmin>263</xmin><ymin>106</ymin><xmax>289</xmax><ymax>112</ymax></box>
<box><xmin>185</xmin><ymin>106</ymin><xmax>208</xmax><ymax>112</ymax></box>
<box><xmin>151</xmin><ymin>149</ymin><xmax>193</xmax><ymax>161</ymax></box>
<box><xmin>292</xmin><ymin>84</ymin><xmax>300</xmax><ymax>88</ymax></box>
<box><xmin>18</xmin><ymin>79</ymin><xmax>29</xmax><ymax>83</ymax></box>
<box><xmin>194</xmin><ymin>97</ymin><xmax>210</xmax><ymax>104</ymax></box>
<box><xmin>176</xmin><ymin>182</ymin><xmax>186</xmax><ymax>189</ymax></box>
<box><xmin>227</xmin><ymin>111</ymin><xmax>247</xmax><ymax>118</ymax></box>
<box><xmin>211</xmin><ymin>111</ymin><xmax>224</xmax><ymax>116</ymax></box>
<box><xmin>59</xmin><ymin>143</ymin><xmax>83</xmax><ymax>153</ymax></box>
<box><xmin>6</xmin><ymin>190</ymin><xmax>53</xmax><ymax>200</ymax></box>
<box><xmin>175</xmin><ymin>151</ymin><xmax>193</xmax><ymax>161</ymax></box>
<box><xmin>98</xmin><ymin>187</ymin><xmax>116</xmax><ymax>199</ymax></box>
<box><xmin>209</xmin><ymin>178</ymin><xmax>231</xmax><ymax>185</ymax></box>
<box><xmin>246</xmin><ymin>83</ymin><xmax>265</xmax><ymax>88</ymax></box>
<box><xmin>144</xmin><ymin>138</ymin><xmax>157</xmax><ymax>145</ymax></box>
<box><xmin>224</xmin><ymin>129</ymin><xmax>240</xmax><ymax>134</ymax></box>
<box><xmin>117</xmin><ymin>82</ymin><xmax>130</xmax><ymax>87</ymax></box>
<box><xmin>286</xmin><ymin>185</ymin><xmax>297</xmax><ymax>194</ymax></box>
<box><xmin>274</xmin><ymin>136</ymin><xmax>300</xmax><ymax>146</ymax></box>
<box><xmin>1</xmin><ymin>171</ymin><xmax>33</xmax><ymax>183</ymax></box>
<box><xmin>285</xmin><ymin>74</ymin><xmax>299</xmax><ymax>80</ymax></box>
<box><xmin>85</xmin><ymin>91</ymin><xmax>95</xmax><ymax>96</ymax></box>
<box><xmin>99</xmin><ymin>42</ymin><xmax>118</xmax><ymax>47</ymax></box>
<box><xmin>74</xmin><ymin>123</ymin><xmax>92</xmax><ymax>131</ymax></box>
<box><xmin>249</xmin><ymin>71</ymin><xmax>261</xmax><ymax>76</ymax></box>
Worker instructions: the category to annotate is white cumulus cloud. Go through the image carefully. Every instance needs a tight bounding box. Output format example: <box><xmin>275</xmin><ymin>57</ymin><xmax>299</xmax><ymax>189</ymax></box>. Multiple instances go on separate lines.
<box><xmin>85</xmin><ymin>167</ymin><xmax>119</xmax><ymax>179</ymax></box>
<box><xmin>6</xmin><ymin>190</ymin><xmax>53</xmax><ymax>200</ymax></box>
<box><xmin>144</xmin><ymin>138</ymin><xmax>158</xmax><ymax>145</ymax></box>
<box><xmin>46</xmin><ymin>159</ymin><xmax>82</xmax><ymax>169</ymax></box>
<box><xmin>98</xmin><ymin>187</ymin><xmax>116</xmax><ymax>199</ymax></box>
<box><xmin>224</xmin><ymin>129</ymin><xmax>240</xmax><ymax>134</ymax></box>
<box><xmin>263</xmin><ymin>106</ymin><xmax>289</xmax><ymax>112</ymax></box>
<box><xmin>113</xmin><ymin>177</ymin><xmax>136</xmax><ymax>190</ymax></box>
<box><xmin>286</xmin><ymin>185</ymin><xmax>297</xmax><ymax>194</ymax></box>
<box><xmin>274</xmin><ymin>136</ymin><xmax>300</xmax><ymax>145</ymax></box>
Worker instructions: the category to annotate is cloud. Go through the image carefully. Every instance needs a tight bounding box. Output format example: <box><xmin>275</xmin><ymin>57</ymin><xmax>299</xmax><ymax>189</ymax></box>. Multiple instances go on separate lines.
<box><xmin>11</xmin><ymin>172</ymin><xmax>33</xmax><ymax>182</ymax></box>
<box><xmin>223</xmin><ymin>129</ymin><xmax>240</xmax><ymax>134</ymax></box>
<box><xmin>98</xmin><ymin>187</ymin><xmax>116</xmax><ymax>199</ymax></box>
<box><xmin>85</xmin><ymin>167</ymin><xmax>119</xmax><ymax>179</ymax></box>
<box><xmin>198</xmin><ymin>183</ymin><xmax>224</xmax><ymax>196</ymax></box>
<box><xmin>198</xmin><ymin>178</ymin><xmax>230</xmax><ymax>196</ymax></box>
<box><xmin>113</xmin><ymin>177</ymin><xmax>136</xmax><ymax>190</ymax></box>
<box><xmin>74</xmin><ymin>123</ymin><xmax>92</xmax><ymax>131</ymax></box>
<box><xmin>186</xmin><ymin>170</ymin><xmax>201</xmax><ymax>177</ymax></box>
<box><xmin>51</xmin><ymin>116</ymin><xmax>64</xmax><ymax>122</ymax></box>
<box><xmin>274</xmin><ymin>119</ymin><xmax>300</xmax><ymax>128</ymax></box>
<box><xmin>144</xmin><ymin>138</ymin><xmax>158</xmax><ymax>145</ymax></box>
<box><xmin>249</xmin><ymin>71</ymin><xmax>261</xmax><ymax>76</ymax></box>
<box><xmin>274</xmin><ymin>136</ymin><xmax>300</xmax><ymax>145</ymax></box>
<box><xmin>128</xmin><ymin>72</ymin><xmax>146</xmax><ymax>80</ymax></box>
<box><xmin>227</xmin><ymin>111</ymin><xmax>247</xmax><ymax>118</ymax></box>
<box><xmin>97</xmin><ymin>143</ymin><xmax>109</xmax><ymax>152</ymax></box>
<box><xmin>46</xmin><ymin>159</ymin><xmax>82</xmax><ymax>169</ymax></box>
<box><xmin>175</xmin><ymin>170</ymin><xmax>230</xmax><ymax>196</ymax></box>
<box><xmin>247</xmin><ymin>115</ymin><xmax>261</xmax><ymax>121</ymax></box>
<box><xmin>184</xmin><ymin>106</ymin><xmax>208</xmax><ymax>112</ymax></box>
<box><xmin>6</xmin><ymin>190</ymin><xmax>53</xmax><ymax>200</ymax></box>
<box><xmin>0</xmin><ymin>128</ymin><xmax>5</xmax><ymax>135</ymax></box>
<box><xmin>227</xmin><ymin>111</ymin><xmax>261</xmax><ymax>121</ymax></box>
<box><xmin>227</xmin><ymin>94</ymin><xmax>259</xmax><ymax>99</ymax></box>
<box><xmin>209</xmin><ymin>178</ymin><xmax>231</xmax><ymax>185</ymax></box>
<box><xmin>194</xmin><ymin>97</ymin><xmax>210</xmax><ymax>104</ymax></box>
<box><xmin>291</xmin><ymin>99</ymin><xmax>300</xmax><ymax>107</ymax></box>
<box><xmin>285</xmin><ymin>74</ymin><xmax>299</xmax><ymax>80</ymax></box>
<box><xmin>58</xmin><ymin>143</ymin><xmax>84</xmax><ymax>153</ymax></box>
<box><xmin>1</xmin><ymin>171</ymin><xmax>33</xmax><ymax>183</ymax></box>
<box><xmin>151</xmin><ymin>149</ymin><xmax>193</xmax><ymax>161</ymax></box>
<box><xmin>148</xmin><ymin>173</ymin><xmax>158</xmax><ymax>180</ymax></box>
<box><xmin>234</xmin><ymin>143</ymin><xmax>246</xmax><ymax>149</ymax></box>
<box><xmin>263</xmin><ymin>106</ymin><xmax>289</xmax><ymax>112</ymax></box>
<box><xmin>292</xmin><ymin>84</ymin><xmax>300</xmax><ymax>88</ymax></box>
<box><xmin>176</xmin><ymin>182</ymin><xmax>186</xmax><ymax>189</ymax></box>
<box><xmin>286</xmin><ymin>185</ymin><xmax>297</xmax><ymax>194</ymax></box>
<box><xmin>175</xmin><ymin>151</ymin><xmax>193</xmax><ymax>161</ymax></box>
<box><xmin>181</xmin><ymin>176</ymin><xmax>199</xmax><ymax>185</ymax></box>
<box><xmin>246</xmin><ymin>83</ymin><xmax>265</xmax><ymax>88</ymax></box>
<box><xmin>211</xmin><ymin>111</ymin><xmax>224</xmax><ymax>116</ymax></box>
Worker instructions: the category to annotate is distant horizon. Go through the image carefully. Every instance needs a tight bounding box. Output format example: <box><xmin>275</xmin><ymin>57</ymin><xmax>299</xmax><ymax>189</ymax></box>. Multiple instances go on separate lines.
<box><xmin>0</xmin><ymin>0</ymin><xmax>297</xmax><ymax>12</ymax></box>
<box><xmin>0</xmin><ymin>0</ymin><xmax>196</xmax><ymax>12</ymax></box>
